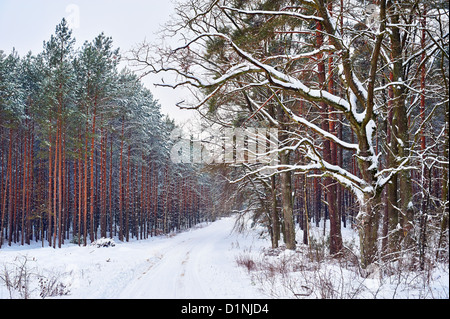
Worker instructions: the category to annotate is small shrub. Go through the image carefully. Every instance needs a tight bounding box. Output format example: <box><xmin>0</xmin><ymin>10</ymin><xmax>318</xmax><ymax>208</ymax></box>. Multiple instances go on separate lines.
<box><xmin>38</xmin><ymin>274</ymin><xmax>70</xmax><ymax>298</ymax></box>
<box><xmin>70</xmin><ymin>235</ymin><xmax>84</xmax><ymax>245</ymax></box>
<box><xmin>91</xmin><ymin>237</ymin><xmax>116</xmax><ymax>248</ymax></box>
<box><xmin>308</xmin><ymin>236</ymin><xmax>328</xmax><ymax>262</ymax></box>
<box><xmin>236</xmin><ymin>254</ymin><xmax>257</xmax><ymax>273</ymax></box>
<box><xmin>0</xmin><ymin>255</ymin><xmax>35</xmax><ymax>299</ymax></box>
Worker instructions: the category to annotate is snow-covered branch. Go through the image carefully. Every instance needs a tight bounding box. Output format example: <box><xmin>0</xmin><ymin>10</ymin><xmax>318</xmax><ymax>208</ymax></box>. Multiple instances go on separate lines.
<box><xmin>219</xmin><ymin>5</ymin><xmax>323</xmax><ymax>22</ymax></box>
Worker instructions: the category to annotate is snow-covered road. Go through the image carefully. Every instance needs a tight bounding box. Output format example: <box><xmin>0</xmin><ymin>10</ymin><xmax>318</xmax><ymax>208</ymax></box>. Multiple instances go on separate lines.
<box><xmin>115</xmin><ymin>217</ymin><xmax>265</xmax><ymax>299</ymax></box>
<box><xmin>0</xmin><ymin>216</ymin><xmax>267</xmax><ymax>299</ymax></box>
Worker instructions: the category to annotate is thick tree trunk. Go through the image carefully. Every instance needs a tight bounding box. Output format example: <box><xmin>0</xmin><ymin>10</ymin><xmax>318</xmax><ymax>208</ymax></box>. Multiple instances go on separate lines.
<box><xmin>356</xmin><ymin>122</ymin><xmax>382</xmax><ymax>268</ymax></box>
<box><xmin>276</xmin><ymin>101</ymin><xmax>296</xmax><ymax>250</ymax></box>
<box><xmin>357</xmin><ymin>192</ymin><xmax>381</xmax><ymax>269</ymax></box>
<box><xmin>389</xmin><ymin>2</ymin><xmax>414</xmax><ymax>248</ymax></box>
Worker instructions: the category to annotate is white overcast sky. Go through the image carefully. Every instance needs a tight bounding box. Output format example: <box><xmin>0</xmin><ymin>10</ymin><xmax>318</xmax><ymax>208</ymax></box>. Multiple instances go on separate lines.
<box><xmin>0</xmin><ymin>0</ymin><xmax>195</xmax><ymax>124</ymax></box>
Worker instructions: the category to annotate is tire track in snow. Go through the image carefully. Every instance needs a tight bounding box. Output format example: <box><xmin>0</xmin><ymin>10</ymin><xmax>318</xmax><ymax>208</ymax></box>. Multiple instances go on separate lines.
<box><xmin>118</xmin><ymin>237</ymin><xmax>202</xmax><ymax>298</ymax></box>
<box><xmin>116</xmin><ymin>219</ymin><xmax>233</xmax><ymax>298</ymax></box>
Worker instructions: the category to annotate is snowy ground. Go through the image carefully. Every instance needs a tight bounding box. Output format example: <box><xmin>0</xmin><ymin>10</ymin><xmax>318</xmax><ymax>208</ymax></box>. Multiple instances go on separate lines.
<box><xmin>0</xmin><ymin>216</ymin><xmax>267</xmax><ymax>299</ymax></box>
<box><xmin>0</xmin><ymin>215</ymin><xmax>448</xmax><ymax>299</ymax></box>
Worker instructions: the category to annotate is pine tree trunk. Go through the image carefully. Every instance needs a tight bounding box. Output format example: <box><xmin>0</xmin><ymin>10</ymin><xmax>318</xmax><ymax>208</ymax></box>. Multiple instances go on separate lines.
<box><xmin>58</xmin><ymin>120</ymin><xmax>63</xmax><ymax>248</ymax></box>
<box><xmin>0</xmin><ymin>134</ymin><xmax>5</xmax><ymax>248</ymax></box>
<box><xmin>109</xmin><ymin>138</ymin><xmax>113</xmax><ymax>238</ymax></box>
<box><xmin>437</xmin><ymin>58</ymin><xmax>449</xmax><ymax>259</ymax></box>
<box><xmin>83</xmin><ymin>123</ymin><xmax>88</xmax><ymax>246</ymax></box>
<box><xmin>8</xmin><ymin>129</ymin><xmax>14</xmax><ymax>246</ymax></box>
<box><xmin>125</xmin><ymin>145</ymin><xmax>131</xmax><ymax>241</ymax></box>
<box><xmin>53</xmin><ymin>125</ymin><xmax>58</xmax><ymax>248</ymax></box>
<box><xmin>48</xmin><ymin>131</ymin><xmax>53</xmax><ymax>247</ymax></box>
<box><xmin>318</xmin><ymin>17</ymin><xmax>342</xmax><ymax>255</ymax></box>
<box><xmin>78</xmin><ymin>135</ymin><xmax>82</xmax><ymax>246</ymax></box>
<box><xmin>119</xmin><ymin>119</ymin><xmax>124</xmax><ymax>241</ymax></box>
<box><xmin>0</xmin><ymin>129</ymin><xmax>13</xmax><ymax>248</ymax></box>
<box><xmin>26</xmin><ymin>128</ymin><xmax>33</xmax><ymax>245</ymax></box>
<box><xmin>100</xmin><ymin>123</ymin><xmax>107</xmax><ymax>239</ymax></box>
<box><xmin>267</xmin><ymin>104</ymin><xmax>280</xmax><ymax>248</ymax></box>
<box><xmin>89</xmin><ymin>104</ymin><xmax>97</xmax><ymax>243</ymax></box>
<box><xmin>271</xmin><ymin>175</ymin><xmax>280</xmax><ymax>248</ymax></box>
<box><xmin>327</xmin><ymin>17</ymin><xmax>343</xmax><ymax>254</ymax></box>
<box><xmin>21</xmin><ymin>129</ymin><xmax>28</xmax><ymax>246</ymax></box>
<box><xmin>280</xmin><ymin>151</ymin><xmax>295</xmax><ymax>250</ymax></box>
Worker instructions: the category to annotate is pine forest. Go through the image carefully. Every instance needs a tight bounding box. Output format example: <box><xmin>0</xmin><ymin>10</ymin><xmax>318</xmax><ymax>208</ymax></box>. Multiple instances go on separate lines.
<box><xmin>0</xmin><ymin>20</ymin><xmax>218</xmax><ymax>249</ymax></box>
